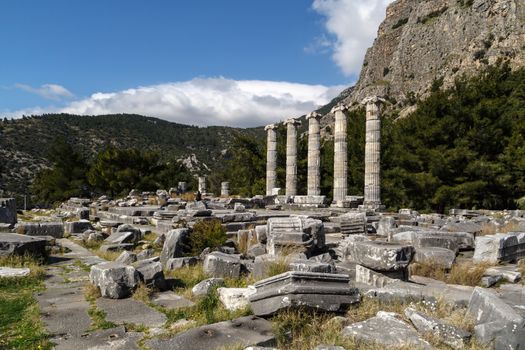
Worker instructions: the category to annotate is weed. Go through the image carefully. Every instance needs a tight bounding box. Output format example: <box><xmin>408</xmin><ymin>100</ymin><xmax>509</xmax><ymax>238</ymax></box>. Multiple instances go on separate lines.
<box><xmin>133</xmin><ymin>283</ymin><xmax>152</xmax><ymax>303</ymax></box>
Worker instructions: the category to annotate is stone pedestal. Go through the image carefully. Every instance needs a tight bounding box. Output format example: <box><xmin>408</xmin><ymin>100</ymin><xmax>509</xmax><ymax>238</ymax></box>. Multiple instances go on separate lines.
<box><xmin>0</xmin><ymin>198</ymin><xmax>17</xmax><ymax>226</ymax></box>
<box><xmin>221</xmin><ymin>182</ymin><xmax>230</xmax><ymax>197</ymax></box>
<box><xmin>306</xmin><ymin>112</ymin><xmax>322</xmax><ymax>196</ymax></box>
<box><xmin>362</xmin><ymin>97</ymin><xmax>386</xmax><ymax>210</ymax></box>
<box><xmin>198</xmin><ymin>177</ymin><xmax>206</xmax><ymax>194</ymax></box>
<box><xmin>265</xmin><ymin>124</ymin><xmax>278</xmax><ymax>196</ymax></box>
<box><xmin>332</xmin><ymin>105</ymin><xmax>348</xmax><ymax>206</ymax></box>
<box><xmin>285</xmin><ymin>118</ymin><xmax>301</xmax><ymax>196</ymax></box>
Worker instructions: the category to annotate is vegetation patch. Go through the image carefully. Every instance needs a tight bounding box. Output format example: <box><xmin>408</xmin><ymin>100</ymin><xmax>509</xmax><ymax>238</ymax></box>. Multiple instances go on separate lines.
<box><xmin>188</xmin><ymin>220</ymin><xmax>228</xmax><ymax>256</ymax></box>
<box><xmin>410</xmin><ymin>260</ymin><xmax>491</xmax><ymax>286</ymax></box>
<box><xmin>83</xmin><ymin>283</ymin><xmax>117</xmax><ymax>330</ymax></box>
<box><xmin>417</xmin><ymin>7</ymin><xmax>449</xmax><ymax>25</ymax></box>
<box><xmin>0</xmin><ymin>255</ymin><xmax>51</xmax><ymax>350</ymax></box>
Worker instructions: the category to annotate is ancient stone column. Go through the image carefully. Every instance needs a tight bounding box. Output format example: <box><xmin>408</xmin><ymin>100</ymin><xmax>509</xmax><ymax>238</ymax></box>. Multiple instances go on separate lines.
<box><xmin>306</xmin><ymin>112</ymin><xmax>322</xmax><ymax>196</ymax></box>
<box><xmin>332</xmin><ymin>104</ymin><xmax>348</xmax><ymax>205</ymax></box>
<box><xmin>198</xmin><ymin>176</ymin><xmax>206</xmax><ymax>193</ymax></box>
<box><xmin>221</xmin><ymin>182</ymin><xmax>230</xmax><ymax>197</ymax></box>
<box><xmin>265</xmin><ymin>124</ymin><xmax>278</xmax><ymax>196</ymax></box>
<box><xmin>285</xmin><ymin>118</ymin><xmax>301</xmax><ymax>196</ymax></box>
<box><xmin>363</xmin><ymin>96</ymin><xmax>386</xmax><ymax>208</ymax></box>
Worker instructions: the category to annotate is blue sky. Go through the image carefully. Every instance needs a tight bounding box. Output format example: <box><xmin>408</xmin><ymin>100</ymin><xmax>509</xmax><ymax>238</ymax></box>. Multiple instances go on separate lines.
<box><xmin>0</xmin><ymin>0</ymin><xmax>393</xmax><ymax>126</ymax></box>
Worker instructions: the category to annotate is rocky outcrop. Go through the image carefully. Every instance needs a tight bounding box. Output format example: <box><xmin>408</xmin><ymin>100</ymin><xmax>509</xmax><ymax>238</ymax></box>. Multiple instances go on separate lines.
<box><xmin>321</xmin><ymin>0</ymin><xmax>525</xmax><ymax>128</ymax></box>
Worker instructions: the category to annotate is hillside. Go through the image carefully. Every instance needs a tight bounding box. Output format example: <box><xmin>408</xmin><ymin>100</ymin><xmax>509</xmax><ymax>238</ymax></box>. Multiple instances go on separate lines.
<box><xmin>0</xmin><ymin>114</ymin><xmax>264</xmax><ymax>197</ymax></box>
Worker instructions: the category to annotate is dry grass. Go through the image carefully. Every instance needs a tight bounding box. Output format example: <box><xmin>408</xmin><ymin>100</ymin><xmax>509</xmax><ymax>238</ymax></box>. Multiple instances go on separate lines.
<box><xmin>180</xmin><ymin>192</ymin><xmax>196</xmax><ymax>201</ymax></box>
<box><xmin>410</xmin><ymin>260</ymin><xmax>491</xmax><ymax>286</ymax></box>
<box><xmin>83</xmin><ymin>283</ymin><xmax>101</xmax><ymax>302</ymax></box>
<box><xmin>270</xmin><ymin>297</ymin><xmax>488</xmax><ymax>350</ymax></box>
<box><xmin>96</xmin><ymin>250</ymin><xmax>121</xmax><ymax>261</ymax></box>
<box><xmin>237</xmin><ymin>231</ymin><xmax>258</xmax><ymax>255</ymax></box>
<box><xmin>133</xmin><ymin>283</ymin><xmax>153</xmax><ymax>303</ymax></box>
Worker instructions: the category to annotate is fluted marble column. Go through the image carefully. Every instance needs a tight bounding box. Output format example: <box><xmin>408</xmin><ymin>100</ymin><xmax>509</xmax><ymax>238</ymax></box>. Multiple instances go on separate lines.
<box><xmin>332</xmin><ymin>104</ymin><xmax>348</xmax><ymax>205</ymax></box>
<box><xmin>198</xmin><ymin>176</ymin><xmax>206</xmax><ymax>193</ymax></box>
<box><xmin>265</xmin><ymin>124</ymin><xmax>278</xmax><ymax>196</ymax></box>
<box><xmin>307</xmin><ymin>112</ymin><xmax>322</xmax><ymax>196</ymax></box>
<box><xmin>363</xmin><ymin>96</ymin><xmax>386</xmax><ymax>208</ymax></box>
<box><xmin>285</xmin><ymin>118</ymin><xmax>301</xmax><ymax>196</ymax></box>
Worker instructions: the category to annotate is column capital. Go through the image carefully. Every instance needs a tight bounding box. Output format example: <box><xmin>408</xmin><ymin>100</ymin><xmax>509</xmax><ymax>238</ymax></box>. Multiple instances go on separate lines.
<box><xmin>284</xmin><ymin>118</ymin><xmax>301</xmax><ymax>127</ymax></box>
<box><xmin>264</xmin><ymin>123</ymin><xmax>278</xmax><ymax>131</ymax></box>
<box><xmin>330</xmin><ymin>103</ymin><xmax>348</xmax><ymax>114</ymax></box>
<box><xmin>306</xmin><ymin>111</ymin><xmax>322</xmax><ymax>120</ymax></box>
<box><xmin>361</xmin><ymin>96</ymin><xmax>387</xmax><ymax>106</ymax></box>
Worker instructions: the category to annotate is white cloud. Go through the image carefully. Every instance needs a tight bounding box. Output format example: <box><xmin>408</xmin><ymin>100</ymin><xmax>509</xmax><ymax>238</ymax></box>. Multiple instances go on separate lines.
<box><xmin>15</xmin><ymin>83</ymin><xmax>74</xmax><ymax>100</ymax></box>
<box><xmin>312</xmin><ymin>0</ymin><xmax>394</xmax><ymax>76</ymax></box>
<box><xmin>7</xmin><ymin>78</ymin><xmax>345</xmax><ymax>127</ymax></box>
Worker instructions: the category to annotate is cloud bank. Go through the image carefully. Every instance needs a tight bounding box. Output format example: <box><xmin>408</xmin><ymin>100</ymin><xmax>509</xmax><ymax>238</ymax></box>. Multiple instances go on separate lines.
<box><xmin>312</xmin><ymin>0</ymin><xmax>394</xmax><ymax>76</ymax></box>
<box><xmin>9</xmin><ymin>78</ymin><xmax>345</xmax><ymax>127</ymax></box>
<box><xmin>15</xmin><ymin>83</ymin><xmax>74</xmax><ymax>100</ymax></box>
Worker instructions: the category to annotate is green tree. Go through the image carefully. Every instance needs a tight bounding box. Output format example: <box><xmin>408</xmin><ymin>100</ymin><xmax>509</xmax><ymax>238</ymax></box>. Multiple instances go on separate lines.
<box><xmin>87</xmin><ymin>148</ymin><xmax>162</xmax><ymax>196</ymax></box>
<box><xmin>31</xmin><ymin>139</ymin><xmax>90</xmax><ymax>206</ymax></box>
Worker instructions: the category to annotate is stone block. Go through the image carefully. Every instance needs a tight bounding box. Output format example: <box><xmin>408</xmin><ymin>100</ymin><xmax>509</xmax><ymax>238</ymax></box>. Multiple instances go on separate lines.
<box><xmin>115</xmin><ymin>250</ymin><xmax>137</xmax><ymax>265</ymax></box>
<box><xmin>467</xmin><ymin>287</ymin><xmax>525</xmax><ymax>348</ymax></box>
<box><xmin>474</xmin><ymin>233</ymin><xmax>525</xmax><ymax>263</ymax></box>
<box><xmin>249</xmin><ymin>271</ymin><xmax>359</xmax><ymax>316</ymax></box>
<box><xmin>165</xmin><ymin>256</ymin><xmax>198</xmax><ymax>270</ymax></box>
<box><xmin>17</xmin><ymin>222</ymin><xmax>64</xmax><ymax>238</ymax></box>
<box><xmin>255</xmin><ymin>225</ymin><xmax>267</xmax><ymax>244</ymax></box>
<box><xmin>405</xmin><ymin>307</ymin><xmax>471</xmax><ymax>348</ymax></box>
<box><xmin>104</xmin><ymin>231</ymin><xmax>140</xmax><ymax>245</ymax></box>
<box><xmin>160</xmin><ymin>228</ymin><xmax>190</xmax><ymax>266</ymax></box>
<box><xmin>0</xmin><ymin>198</ymin><xmax>17</xmax><ymax>226</ymax></box>
<box><xmin>338</xmin><ymin>212</ymin><xmax>366</xmax><ymax>235</ymax></box>
<box><xmin>344</xmin><ymin>240</ymin><xmax>414</xmax><ymax>271</ymax></box>
<box><xmin>342</xmin><ymin>311</ymin><xmax>431</xmax><ymax>349</ymax></box>
<box><xmin>0</xmin><ymin>232</ymin><xmax>47</xmax><ymax>257</ymax></box>
<box><xmin>246</xmin><ymin>243</ymin><xmax>266</xmax><ymax>259</ymax></box>
<box><xmin>218</xmin><ymin>287</ymin><xmax>256</xmax><ymax>311</ymax></box>
<box><xmin>266</xmin><ymin>217</ymin><xmax>325</xmax><ymax>256</ymax></box>
<box><xmin>355</xmin><ymin>264</ymin><xmax>397</xmax><ymax>287</ymax></box>
<box><xmin>414</xmin><ymin>247</ymin><xmax>456</xmax><ymax>269</ymax></box>
<box><xmin>376</xmin><ymin>216</ymin><xmax>396</xmax><ymax>237</ymax></box>
<box><xmin>289</xmin><ymin>259</ymin><xmax>335</xmax><ymax>273</ymax></box>
<box><xmin>145</xmin><ymin>316</ymin><xmax>275</xmax><ymax>350</ymax></box>
<box><xmin>0</xmin><ymin>267</ymin><xmax>30</xmax><ymax>277</ymax></box>
<box><xmin>192</xmin><ymin>278</ymin><xmax>225</xmax><ymax>296</ymax></box>
<box><xmin>65</xmin><ymin>220</ymin><xmax>94</xmax><ymax>235</ymax></box>
<box><xmin>89</xmin><ymin>262</ymin><xmax>139</xmax><ymax>299</ymax></box>
<box><xmin>203</xmin><ymin>251</ymin><xmax>241</xmax><ymax>278</ymax></box>
<box><xmin>414</xmin><ymin>232</ymin><xmax>459</xmax><ymax>253</ymax></box>
<box><xmin>134</xmin><ymin>258</ymin><xmax>165</xmax><ymax>289</ymax></box>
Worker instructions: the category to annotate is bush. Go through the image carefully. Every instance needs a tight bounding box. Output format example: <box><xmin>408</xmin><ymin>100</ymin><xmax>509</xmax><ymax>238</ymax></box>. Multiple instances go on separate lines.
<box><xmin>189</xmin><ymin>220</ymin><xmax>228</xmax><ymax>255</ymax></box>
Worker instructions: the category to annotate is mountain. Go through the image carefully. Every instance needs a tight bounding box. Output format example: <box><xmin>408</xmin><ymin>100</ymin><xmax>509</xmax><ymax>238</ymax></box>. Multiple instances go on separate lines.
<box><xmin>331</xmin><ymin>0</ymin><xmax>524</xmax><ymax>117</ymax></box>
<box><xmin>0</xmin><ymin>114</ymin><xmax>264</xmax><ymax>197</ymax></box>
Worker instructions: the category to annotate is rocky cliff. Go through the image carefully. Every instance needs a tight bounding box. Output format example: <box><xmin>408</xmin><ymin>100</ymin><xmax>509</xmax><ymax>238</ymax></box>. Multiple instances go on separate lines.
<box><xmin>340</xmin><ymin>0</ymin><xmax>524</xmax><ymax>112</ymax></box>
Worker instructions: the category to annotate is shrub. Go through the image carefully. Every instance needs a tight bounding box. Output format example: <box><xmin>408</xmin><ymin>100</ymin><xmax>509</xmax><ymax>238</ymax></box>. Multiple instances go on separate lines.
<box><xmin>189</xmin><ymin>220</ymin><xmax>228</xmax><ymax>255</ymax></box>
